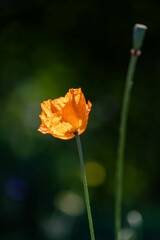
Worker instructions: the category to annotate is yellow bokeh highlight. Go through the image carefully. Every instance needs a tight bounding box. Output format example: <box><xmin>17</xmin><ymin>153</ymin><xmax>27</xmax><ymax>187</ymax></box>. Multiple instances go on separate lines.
<box><xmin>85</xmin><ymin>161</ymin><xmax>106</xmax><ymax>187</ymax></box>
<box><xmin>54</xmin><ymin>191</ymin><xmax>85</xmax><ymax>216</ymax></box>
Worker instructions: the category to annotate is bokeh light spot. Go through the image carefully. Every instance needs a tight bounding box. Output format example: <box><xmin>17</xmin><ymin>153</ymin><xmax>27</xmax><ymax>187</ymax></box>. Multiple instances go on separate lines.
<box><xmin>85</xmin><ymin>161</ymin><xmax>106</xmax><ymax>187</ymax></box>
<box><xmin>119</xmin><ymin>228</ymin><xmax>136</xmax><ymax>240</ymax></box>
<box><xmin>5</xmin><ymin>177</ymin><xmax>28</xmax><ymax>201</ymax></box>
<box><xmin>54</xmin><ymin>191</ymin><xmax>85</xmax><ymax>216</ymax></box>
<box><xmin>127</xmin><ymin>210</ymin><xmax>143</xmax><ymax>227</ymax></box>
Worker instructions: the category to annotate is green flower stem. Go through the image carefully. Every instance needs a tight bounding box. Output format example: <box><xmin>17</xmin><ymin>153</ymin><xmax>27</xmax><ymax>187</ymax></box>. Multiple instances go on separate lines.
<box><xmin>115</xmin><ymin>24</ymin><xmax>147</xmax><ymax>240</ymax></box>
<box><xmin>115</xmin><ymin>54</ymin><xmax>138</xmax><ymax>240</ymax></box>
<box><xmin>75</xmin><ymin>132</ymin><xmax>95</xmax><ymax>240</ymax></box>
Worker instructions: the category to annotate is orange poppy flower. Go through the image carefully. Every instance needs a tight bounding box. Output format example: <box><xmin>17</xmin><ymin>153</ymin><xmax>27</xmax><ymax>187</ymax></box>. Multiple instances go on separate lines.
<box><xmin>38</xmin><ymin>88</ymin><xmax>92</xmax><ymax>140</ymax></box>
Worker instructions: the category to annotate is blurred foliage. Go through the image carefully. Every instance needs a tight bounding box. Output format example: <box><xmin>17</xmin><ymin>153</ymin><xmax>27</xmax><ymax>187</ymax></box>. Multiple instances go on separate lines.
<box><xmin>0</xmin><ymin>0</ymin><xmax>160</xmax><ymax>239</ymax></box>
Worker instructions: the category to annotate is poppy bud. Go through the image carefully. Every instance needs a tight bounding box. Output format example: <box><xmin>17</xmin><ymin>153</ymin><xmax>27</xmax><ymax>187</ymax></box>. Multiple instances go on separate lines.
<box><xmin>132</xmin><ymin>24</ymin><xmax>147</xmax><ymax>50</ymax></box>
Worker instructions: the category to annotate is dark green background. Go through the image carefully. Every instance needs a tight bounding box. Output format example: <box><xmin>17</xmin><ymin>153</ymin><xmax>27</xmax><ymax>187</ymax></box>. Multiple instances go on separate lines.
<box><xmin>0</xmin><ymin>0</ymin><xmax>160</xmax><ymax>239</ymax></box>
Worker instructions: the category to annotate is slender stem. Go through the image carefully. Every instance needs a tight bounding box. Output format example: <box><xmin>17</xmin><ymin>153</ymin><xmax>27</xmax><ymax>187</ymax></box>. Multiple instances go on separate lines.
<box><xmin>115</xmin><ymin>54</ymin><xmax>138</xmax><ymax>240</ymax></box>
<box><xmin>75</xmin><ymin>132</ymin><xmax>95</xmax><ymax>240</ymax></box>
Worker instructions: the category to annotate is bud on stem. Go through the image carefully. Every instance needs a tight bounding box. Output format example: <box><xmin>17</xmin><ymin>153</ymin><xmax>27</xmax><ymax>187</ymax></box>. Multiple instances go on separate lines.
<box><xmin>132</xmin><ymin>24</ymin><xmax>147</xmax><ymax>50</ymax></box>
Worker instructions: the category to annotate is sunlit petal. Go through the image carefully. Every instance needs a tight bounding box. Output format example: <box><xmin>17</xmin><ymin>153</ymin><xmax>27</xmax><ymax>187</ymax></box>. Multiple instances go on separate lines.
<box><xmin>38</xmin><ymin>88</ymin><xmax>92</xmax><ymax>140</ymax></box>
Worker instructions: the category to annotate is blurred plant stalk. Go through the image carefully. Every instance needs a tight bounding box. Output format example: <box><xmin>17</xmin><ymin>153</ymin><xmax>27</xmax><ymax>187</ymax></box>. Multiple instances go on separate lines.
<box><xmin>115</xmin><ymin>24</ymin><xmax>147</xmax><ymax>240</ymax></box>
